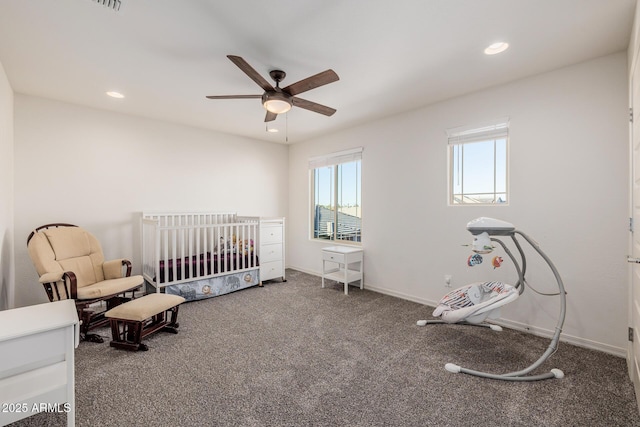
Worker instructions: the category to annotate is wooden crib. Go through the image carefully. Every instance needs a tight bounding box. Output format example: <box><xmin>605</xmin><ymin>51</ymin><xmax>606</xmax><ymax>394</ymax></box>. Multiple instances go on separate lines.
<box><xmin>142</xmin><ymin>212</ymin><xmax>260</xmax><ymax>301</ymax></box>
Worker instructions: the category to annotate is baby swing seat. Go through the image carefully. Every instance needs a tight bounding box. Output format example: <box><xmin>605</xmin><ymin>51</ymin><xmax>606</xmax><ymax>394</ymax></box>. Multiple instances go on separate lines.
<box><xmin>432</xmin><ymin>281</ymin><xmax>519</xmax><ymax>325</ymax></box>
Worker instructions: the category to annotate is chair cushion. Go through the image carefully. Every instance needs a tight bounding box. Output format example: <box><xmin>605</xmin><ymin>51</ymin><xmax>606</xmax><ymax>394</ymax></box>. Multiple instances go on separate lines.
<box><xmin>27</xmin><ymin>232</ymin><xmax>64</xmax><ymax>277</ymax></box>
<box><xmin>37</xmin><ymin>227</ymin><xmax>107</xmax><ymax>286</ymax></box>
<box><xmin>58</xmin><ymin>256</ymin><xmax>98</xmax><ymax>288</ymax></box>
<box><xmin>76</xmin><ymin>275</ymin><xmax>143</xmax><ymax>300</ymax></box>
<box><xmin>43</xmin><ymin>227</ymin><xmax>91</xmax><ymax>260</ymax></box>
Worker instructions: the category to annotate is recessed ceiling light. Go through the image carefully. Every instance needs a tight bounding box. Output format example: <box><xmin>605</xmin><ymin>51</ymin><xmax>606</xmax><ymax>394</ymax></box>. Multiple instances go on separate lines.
<box><xmin>106</xmin><ymin>91</ymin><xmax>125</xmax><ymax>99</ymax></box>
<box><xmin>484</xmin><ymin>42</ymin><xmax>509</xmax><ymax>55</ymax></box>
<box><xmin>267</xmin><ymin>128</ymin><xmax>279</xmax><ymax>133</ymax></box>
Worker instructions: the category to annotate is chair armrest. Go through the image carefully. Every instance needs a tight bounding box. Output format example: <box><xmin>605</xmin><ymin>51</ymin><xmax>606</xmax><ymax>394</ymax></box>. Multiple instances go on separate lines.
<box><xmin>39</xmin><ymin>271</ymin><xmax>64</xmax><ymax>283</ymax></box>
<box><xmin>103</xmin><ymin>259</ymin><xmax>133</xmax><ymax>279</ymax></box>
<box><xmin>40</xmin><ymin>271</ymin><xmax>77</xmax><ymax>300</ymax></box>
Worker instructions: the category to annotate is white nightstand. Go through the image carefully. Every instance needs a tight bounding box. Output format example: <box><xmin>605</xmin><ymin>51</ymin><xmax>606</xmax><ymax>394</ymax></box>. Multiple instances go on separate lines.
<box><xmin>321</xmin><ymin>246</ymin><xmax>363</xmax><ymax>295</ymax></box>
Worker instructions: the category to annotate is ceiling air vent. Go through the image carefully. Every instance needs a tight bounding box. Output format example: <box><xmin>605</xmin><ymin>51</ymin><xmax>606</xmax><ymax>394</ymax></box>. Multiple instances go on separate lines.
<box><xmin>92</xmin><ymin>0</ymin><xmax>121</xmax><ymax>11</ymax></box>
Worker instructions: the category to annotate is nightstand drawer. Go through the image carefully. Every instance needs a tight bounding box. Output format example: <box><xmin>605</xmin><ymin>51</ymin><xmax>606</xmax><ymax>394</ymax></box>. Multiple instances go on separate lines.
<box><xmin>261</xmin><ymin>243</ymin><xmax>282</xmax><ymax>263</ymax></box>
<box><xmin>260</xmin><ymin>226</ymin><xmax>283</xmax><ymax>244</ymax></box>
<box><xmin>322</xmin><ymin>251</ymin><xmax>345</xmax><ymax>264</ymax></box>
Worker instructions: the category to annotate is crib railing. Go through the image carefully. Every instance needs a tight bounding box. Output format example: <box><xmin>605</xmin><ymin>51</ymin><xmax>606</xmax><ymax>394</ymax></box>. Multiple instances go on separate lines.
<box><xmin>142</xmin><ymin>212</ymin><xmax>260</xmax><ymax>290</ymax></box>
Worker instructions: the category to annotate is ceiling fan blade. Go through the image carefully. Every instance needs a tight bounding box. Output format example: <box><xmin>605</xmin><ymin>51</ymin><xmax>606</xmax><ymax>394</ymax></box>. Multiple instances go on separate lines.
<box><xmin>205</xmin><ymin>95</ymin><xmax>262</xmax><ymax>99</ymax></box>
<box><xmin>283</xmin><ymin>69</ymin><xmax>339</xmax><ymax>96</ymax></box>
<box><xmin>292</xmin><ymin>97</ymin><xmax>336</xmax><ymax>116</ymax></box>
<box><xmin>227</xmin><ymin>55</ymin><xmax>274</xmax><ymax>92</ymax></box>
<box><xmin>264</xmin><ymin>111</ymin><xmax>277</xmax><ymax>122</ymax></box>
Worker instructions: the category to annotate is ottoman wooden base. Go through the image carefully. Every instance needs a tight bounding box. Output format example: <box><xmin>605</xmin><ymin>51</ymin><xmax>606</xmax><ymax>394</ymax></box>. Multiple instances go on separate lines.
<box><xmin>104</xmin><ymin>293</ymin><xmax>185</xmax><ymax>351</ymax></box>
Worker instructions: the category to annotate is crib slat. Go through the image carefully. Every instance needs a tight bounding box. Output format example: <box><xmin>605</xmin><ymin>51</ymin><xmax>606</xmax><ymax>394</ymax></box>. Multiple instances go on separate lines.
<box><xmin>171</xmin><ymin>225</ymin><xmax>177</xmax><ymax>283</ymax></box>
<box><xmin>241</xmin><ymin>224</ymin><xmax>245</xmax><ymax>270</ymax></box>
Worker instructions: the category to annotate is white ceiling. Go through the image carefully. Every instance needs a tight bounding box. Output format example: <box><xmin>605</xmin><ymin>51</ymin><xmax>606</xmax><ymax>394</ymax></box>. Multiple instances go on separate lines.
<box><xmin>0</xmin><ymin>0</ymin><xmax>635</xmax><ymax>144</ymax></box>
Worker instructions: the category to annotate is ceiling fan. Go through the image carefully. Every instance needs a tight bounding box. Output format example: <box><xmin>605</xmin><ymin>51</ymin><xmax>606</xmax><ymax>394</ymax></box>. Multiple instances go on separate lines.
<box><xmin>206</xmin><ymin>55</ymin><xmax>339</xmax><ymax>122</ymax></box>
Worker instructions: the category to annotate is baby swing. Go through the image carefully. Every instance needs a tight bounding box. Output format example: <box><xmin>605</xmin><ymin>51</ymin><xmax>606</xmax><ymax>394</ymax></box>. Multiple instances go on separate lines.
<box><xmin>417</xmin><ymin>217</ymin><xmax>566</xmax><ymax>381</ymax></box>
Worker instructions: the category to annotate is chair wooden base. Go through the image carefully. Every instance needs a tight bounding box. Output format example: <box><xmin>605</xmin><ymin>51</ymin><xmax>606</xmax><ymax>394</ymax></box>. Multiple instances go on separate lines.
<box><xmin>79</xmin><ymin>295</ymin><xmax>132</xmax><ymax>342</ymax></box>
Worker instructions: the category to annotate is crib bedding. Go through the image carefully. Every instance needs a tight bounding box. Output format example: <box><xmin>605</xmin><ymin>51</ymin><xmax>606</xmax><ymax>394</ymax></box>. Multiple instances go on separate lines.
<box><xmin>157</xmin><ymin>252</ymin><xmax>258</xmax><ymax>283</ymax></box>
<box><xmin>163</xmin><ymin>269</ymin><xmax>260</xmax><ymax>302</ymax></box>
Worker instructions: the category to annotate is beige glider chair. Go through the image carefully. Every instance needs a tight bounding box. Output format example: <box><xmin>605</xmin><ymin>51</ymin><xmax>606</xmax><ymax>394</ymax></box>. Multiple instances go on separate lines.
<box><xmin>27</xmin><ymin>223</ymin><xmax>143</xmax><ymax>342</ymax></box>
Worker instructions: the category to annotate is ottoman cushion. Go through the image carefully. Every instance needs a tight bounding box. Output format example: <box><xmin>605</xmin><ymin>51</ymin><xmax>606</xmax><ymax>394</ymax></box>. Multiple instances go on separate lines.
<box><xmin>105</xmin><ymin>293</ymin><xmax>185</xmax><ymax>322</ymax></box>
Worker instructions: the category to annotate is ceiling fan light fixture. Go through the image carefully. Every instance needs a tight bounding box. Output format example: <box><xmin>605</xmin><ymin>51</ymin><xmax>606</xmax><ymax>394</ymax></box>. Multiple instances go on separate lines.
<box><xmin>262</xmin><ymin>92</ymin><xmax>292</xmax><ymax>114</ymax></box>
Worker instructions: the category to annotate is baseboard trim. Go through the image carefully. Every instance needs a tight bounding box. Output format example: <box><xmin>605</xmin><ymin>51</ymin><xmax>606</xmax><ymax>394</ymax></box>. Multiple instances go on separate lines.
<box><xmin>489</xmin><ymin>318</ymin><xmax>626</xmax><ymax>358</ymax></box>
<box><xmin>287</xmin><ymin>267</ymin><xmax>627</xmax><ymax>358</ymax></box>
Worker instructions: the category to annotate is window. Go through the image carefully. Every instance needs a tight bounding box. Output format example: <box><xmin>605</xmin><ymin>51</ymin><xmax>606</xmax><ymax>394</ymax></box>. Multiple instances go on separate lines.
<box><xmin>309</xmin><ymin>148</ymin><xmax>362</xmax><ymax>243</ymax></box>
<box><xmin>448</xmin><ymin>119</ymin><xmax>509</xmax><ymax>205</ymax></box>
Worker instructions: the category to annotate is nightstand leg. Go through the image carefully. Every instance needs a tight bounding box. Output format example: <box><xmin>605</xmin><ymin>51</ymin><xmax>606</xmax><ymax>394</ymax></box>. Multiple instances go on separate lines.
<box><xmin>344</xmin><ymin>263</ymin><xmax>348</xmax><ymax>295</ymax></box>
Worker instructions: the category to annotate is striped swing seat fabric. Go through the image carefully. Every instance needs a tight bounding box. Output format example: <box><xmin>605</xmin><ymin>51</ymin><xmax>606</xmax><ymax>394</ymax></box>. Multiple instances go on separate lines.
<box><xmin>432</xmin><ymin>281</ymin><xmax>518</xmax><ymax>324</ymax></box>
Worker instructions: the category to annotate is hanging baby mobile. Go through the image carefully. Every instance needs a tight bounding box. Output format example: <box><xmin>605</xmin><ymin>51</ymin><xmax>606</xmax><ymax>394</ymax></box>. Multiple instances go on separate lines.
<box><xmin>465</xmin><ymin>230</ymin><xmax>506</xmax><ymax>269</ymax></box>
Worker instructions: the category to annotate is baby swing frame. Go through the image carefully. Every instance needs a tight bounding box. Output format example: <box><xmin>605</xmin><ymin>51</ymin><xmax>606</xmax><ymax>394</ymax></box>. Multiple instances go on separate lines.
<box><xmin>421</xmin><ymin>218</ymin><xmax>567</xmax><ymax>382</ymax></box>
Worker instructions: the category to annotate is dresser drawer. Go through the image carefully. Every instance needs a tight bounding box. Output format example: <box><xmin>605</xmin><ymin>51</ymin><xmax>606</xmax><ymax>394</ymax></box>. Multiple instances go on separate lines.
<box><xmin>322</xmin><ymin>251</ymin><xmax>345</xmax><ymax>264</ymax></box>
<box><xmin>261</xmin><ymin>243</ymin><xmax>282</xmax><ymax>263</ymax></box>
<box><xmin>2</xmin><ymin>328</ymin><xmax>67</xmax><ymax>376</ymax></box>
<box><xmin>261</xmin><ymin>261</ymin><xmax>283</xmax><ymax>281</ymax></box>
<box><xmin>260</xmin><ymin>226</ymin><xmax>283</xmax><ymax>244</ymax></box>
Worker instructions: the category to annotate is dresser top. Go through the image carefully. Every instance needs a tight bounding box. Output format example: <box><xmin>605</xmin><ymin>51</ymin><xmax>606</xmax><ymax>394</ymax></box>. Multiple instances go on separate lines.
<box><xmin>0</xmin><ymin>299</ymin><xmax>78</xmax><ymax>342</ymax></box>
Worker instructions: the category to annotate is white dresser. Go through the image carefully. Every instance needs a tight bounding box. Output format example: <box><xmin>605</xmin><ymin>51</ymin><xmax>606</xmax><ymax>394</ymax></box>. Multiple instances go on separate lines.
<box><xmin>259</xmin><ymin>217</ymin><xmax>286</xmax><ymax>284</ymax></box>
<box><xmin>0</xmin><ymin>299</ymin><xmax>79</xmax><ymax>427</ymax></box>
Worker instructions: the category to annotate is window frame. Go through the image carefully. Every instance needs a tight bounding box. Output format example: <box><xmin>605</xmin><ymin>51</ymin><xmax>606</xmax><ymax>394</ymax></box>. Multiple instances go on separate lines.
<box><xmin>309</xmin><ymin>148</ymin><xmax>362</xmax><ymax>245</ymax></box>
<box><xmin>447</xmin><ymin>120</ymin><xmax>509</xmax><ymax>206</ymax></box>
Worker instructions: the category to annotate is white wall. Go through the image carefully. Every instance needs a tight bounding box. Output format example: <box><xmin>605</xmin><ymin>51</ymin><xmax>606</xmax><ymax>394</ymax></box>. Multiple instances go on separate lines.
<box><xmin>13</xmin><ymin>95</ymin><xmax>289</xmax><ymax>308</ymax></box>
<box><xmin>289</xmin><ymin>52</ymin><xmax>629</xmax><ymax>355</ymax></box>
<box><xmin>0</xmin><ymin>60</ymin><xmax>14</xmax><ymax>310</ymax></box>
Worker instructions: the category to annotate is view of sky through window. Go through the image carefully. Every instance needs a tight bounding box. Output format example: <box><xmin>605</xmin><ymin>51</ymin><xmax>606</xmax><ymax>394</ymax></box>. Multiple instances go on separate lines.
<box><xmin>313</xmin><ymin>160</ymin><xmax>361</xmax><ymax>242</ymax></box>
<box><xmin>451</xmin><ymin>138</ymin><xmax>507</xmax><ymax>204</ymax></box>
